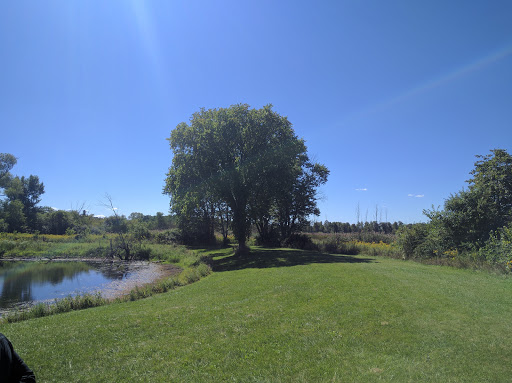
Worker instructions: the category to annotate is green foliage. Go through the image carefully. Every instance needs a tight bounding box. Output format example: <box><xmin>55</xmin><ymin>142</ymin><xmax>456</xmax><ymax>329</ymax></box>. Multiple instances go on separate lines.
<box><xmin>47</xmin><ymin>210</ymin><xmax>72</xmax><ymax>235</ymax></box>
<box><xmin>0</xmin><ymin>153</ymin><xmax>17</xmax><ymax>184</ymax></box>
<box><xmin>426</xmin><ymin>149</ymin><xmax>512</xmax><ymax>249</ymax></box>
<box><xmin>3</xmin><ymin>293</ymin><xmax>107</xmax><ymax>323</ymax></box>
<box><xmin>311</xmin><ymin>233</ymin><xmax>399</xmax><ymax>257</ymax></box>
<box><xmin>0</xmin><ymin>232</ymin><xmax>205</xmax><ymax>264</ymax></box>
<box><xmin>3</xmin><ymin>200</ymin><xmax>26</xmax><ymax>232</ymax></box>
<box><xmin>129</xmin><ymin>221</ymin><xmax>151</xmax><ymax>242</ymax></box>
<box><xmin>395</xmin><ymin>149</ymin><xmax>512</xmax><ymax>271</ymax></box>
<box><xmin>154</xmin><ymin>229</ymin><xmax>180</xmax><ymax>245</ymax></box>
<box><xmin>395</xmin><ymin>224</ymin><xmax>433</xmax><ymax>259</ymax></box>
<box><xmin>0</xmin><ymin>218</ymin><xmax>7</xmax><ymax>233</ymax></box>
<box><xmin>319</xmin><ymin>235</ymin><xmax>360</xmax><ymax>255</ymax></box>
<box><xmin>254</xmin><ymin>226</ymin><xmax>281</xmax><ymax>247</ymax></box>
<box><xmin>478</xmin><ymin>224</ymin><xmax>512</xmax><ymax>268</ymax></box>
<box><xmin>306</xmin><ymin>220</ymin><xmax>404</xmax><ymax>234</ymax></box>
<box><xmin>164</xmin><ymin>104</ymin><xmax>328</xmax><ymax>249</ymax></box>
<box><xmin>4</xmin><ymin>175</ymin><xmax>45</xmax><ymax>230</ymax></box>
<box><xmin>128</xmin><ymin>211</ymin><xmax>176</xmax><ymax>231</ymax></box>
<box><xmin>309</xmin><ymin>231</ymin><xmax>397</xmax><ymax>245</ymax></box>
<box><xmin>104</xmin><ymin>215</ymin><xmax>128</xmax><ymax>234</ymax></box>
<box><xmin>0</xmin><ymin>153</ymin><xmax>46</xmax><ymax>233</ymax></box>
<box><xmin>282</xmin><ymin>233</ymin><xmax>318</xmax><ymax>250</ymax></box>
<box><xmin>469</xmin><ymin>148</ymin><xmax>512</xmax><ymax>224</ymax></box>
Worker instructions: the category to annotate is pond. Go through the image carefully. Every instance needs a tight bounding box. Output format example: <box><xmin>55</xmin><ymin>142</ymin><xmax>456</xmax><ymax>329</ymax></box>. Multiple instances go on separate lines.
<box><xmin>0</xmin><ymin>260</ymin><xmax>167</xmax><ymax>315</ymax></box>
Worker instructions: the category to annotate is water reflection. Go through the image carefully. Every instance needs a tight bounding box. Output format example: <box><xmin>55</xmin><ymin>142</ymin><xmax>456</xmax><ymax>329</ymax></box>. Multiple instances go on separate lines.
<box><xmin>0</xmin><ymin>261</ymin><xmax>141</xmax><ymax>312</ymax></box>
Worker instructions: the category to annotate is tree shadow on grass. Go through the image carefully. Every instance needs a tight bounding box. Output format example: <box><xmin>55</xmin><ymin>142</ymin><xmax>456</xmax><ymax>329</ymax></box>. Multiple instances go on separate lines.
<box><xmin>212</xmin><ymin>248</ymin><xmax>374</xmax><ymax>272</ymax></box>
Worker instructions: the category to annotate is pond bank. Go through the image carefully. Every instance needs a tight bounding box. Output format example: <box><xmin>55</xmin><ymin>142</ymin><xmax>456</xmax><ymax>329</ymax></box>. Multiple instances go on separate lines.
<box><xmin>0</xmin><ymin>259</ymin><xmax>182</xmax><ymax>312</ymax></box>
<box><xmin>100</xmin><ymin>262</ymin><xmax>182</xmax><ymax>300</ymax></box>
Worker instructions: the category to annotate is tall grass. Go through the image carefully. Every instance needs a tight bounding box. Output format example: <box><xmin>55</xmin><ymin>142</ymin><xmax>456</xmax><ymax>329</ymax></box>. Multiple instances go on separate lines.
<box><xmin>2</xmin><ymin>293</ymin><xmax>107</xmax><ymax>323</ymax></box>
<box><xmin>311</xmin><ymin>232</ymin><xmax>401</xmax><ymax>258</ymax></box>
<box><xmin>0</xmin><ymin>233</ymin><xmax>112</xmax><ymax>258</ymax></box>
<box><xmin>309</xmin><ymin>231</ymin><xmax>396</xmax><ymax>244</ymax></box>
<box><xmin>0</xmin><ymin>232</ymin><xmax>211</xmax><ymax>263</ymax></box>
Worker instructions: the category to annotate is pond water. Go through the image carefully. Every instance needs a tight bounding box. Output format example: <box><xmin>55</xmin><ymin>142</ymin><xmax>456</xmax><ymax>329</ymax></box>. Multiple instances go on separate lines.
<box><xmin>0</xmin><ymin>260</ymin><xmax>160</xmax><ymax>315</ymax></box>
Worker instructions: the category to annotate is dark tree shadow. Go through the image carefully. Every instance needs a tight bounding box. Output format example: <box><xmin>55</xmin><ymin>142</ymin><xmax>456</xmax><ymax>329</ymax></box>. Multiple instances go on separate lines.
<box><xmin>212</xmin><ymin>248</ymin><xmax>374</xmax><ymax>272</ymax></box>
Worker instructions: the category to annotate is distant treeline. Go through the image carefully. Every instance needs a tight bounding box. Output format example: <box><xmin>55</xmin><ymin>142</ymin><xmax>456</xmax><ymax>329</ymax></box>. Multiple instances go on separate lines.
<box><xmin>0</xmin><ymin>207</ymin><xmax>176</xmax><ymax>236</ymax></box>
<box><xmin>1</xmin><ymin>152</ymin><xmax>177</xmax><ymax>236</ymax></box>
<box><xmin>304</xmin><ymin>220</ymin><xmax>404</xmax><ymax>234</ymax></box>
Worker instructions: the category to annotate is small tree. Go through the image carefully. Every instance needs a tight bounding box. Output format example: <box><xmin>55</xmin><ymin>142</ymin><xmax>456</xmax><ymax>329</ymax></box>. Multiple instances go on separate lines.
<box><xmin>0</xmin><ymin>154</ymin><xmax>45</xmax><ymax>232</ymax></box>
<box><xmin>103</xmin><ymin>195</ymin><xmax>133</xmax><ymax>260</ymax></box>
<box><xmin>48</xmin><ymin>210</ymin><xmax>73</xmax><ymax>235</ymax></box>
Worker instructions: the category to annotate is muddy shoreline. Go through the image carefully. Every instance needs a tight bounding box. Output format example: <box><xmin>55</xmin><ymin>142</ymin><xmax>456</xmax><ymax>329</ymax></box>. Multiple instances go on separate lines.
<box><xmin>100</xmin><ymin>262</ymin><xmax>182</xmax><ymax>300</ymax></box>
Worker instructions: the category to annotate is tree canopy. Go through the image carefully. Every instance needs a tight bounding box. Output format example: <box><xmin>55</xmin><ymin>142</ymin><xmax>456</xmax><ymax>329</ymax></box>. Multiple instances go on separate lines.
<box><xmin>400</xmin><ymin>149</ymin><xmax>512</xmax><ymax>260</ymax></box>
<box><xmin>431</xmin><ymin>149</ymin><xmax>512</xmax><ymax>248</ymax></box>
<box><xmin>0</xmin><ymin>154</ymin><xmax>45</xmax><ymax>232</ymax></box>
<box><xmin>0</xmin><ymin>153</ymin><xmax>17</xmax><ymax>190</ymax></box>
<box><xmin>164</xmin><ymin>104</ymin><xmax>328</xmax><ymax>251</ymax></box>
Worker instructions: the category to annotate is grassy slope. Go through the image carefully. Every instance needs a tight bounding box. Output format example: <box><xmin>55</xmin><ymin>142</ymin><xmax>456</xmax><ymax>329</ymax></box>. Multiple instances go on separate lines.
<box><xmin>3</xmin><ymin>248</ymin><xmax>512</xmax><ymax>382</ymax></box>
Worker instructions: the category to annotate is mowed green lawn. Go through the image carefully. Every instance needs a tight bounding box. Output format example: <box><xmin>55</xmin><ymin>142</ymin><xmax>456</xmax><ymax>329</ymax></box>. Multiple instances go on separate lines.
<box><xmin>3</xmin><ymin>248</ymin><xmax>512</xmax><ymax>382</ymax></box>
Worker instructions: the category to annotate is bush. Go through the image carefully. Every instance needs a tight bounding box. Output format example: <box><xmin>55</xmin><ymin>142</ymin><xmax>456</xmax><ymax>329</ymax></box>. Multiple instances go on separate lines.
<box><xmin>3</xmin><ymin>293</ymin><xmax>106</xmax><ymax>323</ymax></box>
<box><xmin>282</xmin><ymin>233</ymin><xmax>318</xmax><ymax>250</ymax></box>
<box><xmin>130</xmin><ymin>222</ymin><xmax>151</xmax><ymax>242</ymax></box>
<box><xmin>154</xmin><ymin>229</ymin><xmax>181</xmax><ymax>245</ymax></box>
<box><xmin>479</xmin><ymin>225</ymin><xmax>512</xmax><ymax>269</ymax></box>
<box><xmin>196</xmin><ymin>262</ymin><xmax>212</xmax><ymax>277</ymax></box>
<box><xmin>395</xmin><ymin>224</ymin><xmax>429</xmax><ymax>259</ymax></box>
<box><xmin>254</xmin><ymin>228</ymin><xmax>281</xmax><ymax>247</ymax></box>
<box><xmin>134</xmin><ymin>246</ymin><xmax>152</xmax><ymax>261</ymax></box>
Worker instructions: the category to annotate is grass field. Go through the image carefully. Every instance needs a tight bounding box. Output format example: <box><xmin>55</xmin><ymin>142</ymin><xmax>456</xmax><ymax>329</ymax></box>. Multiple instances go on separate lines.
<box><xmin>2</xmin><ymin>247</ymin><xmax>512</xmax><ymax>382</ymax></box>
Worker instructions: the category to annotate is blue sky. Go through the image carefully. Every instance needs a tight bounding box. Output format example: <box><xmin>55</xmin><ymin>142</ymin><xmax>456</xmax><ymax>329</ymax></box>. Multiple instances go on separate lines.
<box><xmin>1</xmin><ymin>1</ymin><xmax>511</xmax><ymax>223</ymax></box>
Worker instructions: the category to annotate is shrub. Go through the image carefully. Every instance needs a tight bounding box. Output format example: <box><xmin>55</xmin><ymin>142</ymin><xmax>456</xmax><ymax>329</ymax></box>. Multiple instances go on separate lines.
<box><xmin>254</xmin><ymin>228</ymin><xmax>281</xmax><ymax>247</ymax></box>
<box><xmin>315</xmin><ymin>235</ymin><xmax>358</xmax><ymax>255</ymax></box>
<box><xmin>479</xmin><ymin>225</ymin><xmax>512</xmax><ymax>269</ymax></box>
<box><xmin>134</xmin><ymin>246</ymin><xmax>152</xmax><ymax>261</ymax></box>
<box><xmin>196</xmin><ymin>262</ymin><xmax>212</xmax><ymax>277</ymax></box>
<box><xmin>154</xmin><ymin>229</ymin><xmax>180</xmax><ymax>245</ymax></box>
<box><xmin>395</xmin><ymin>224</ymin><xmax>429</xmax><ymax>259</ymax></box>
<box><xmin>282</xmin><ymin>233</ymin><xmax>318</xmax><ymax>250</ymax></box>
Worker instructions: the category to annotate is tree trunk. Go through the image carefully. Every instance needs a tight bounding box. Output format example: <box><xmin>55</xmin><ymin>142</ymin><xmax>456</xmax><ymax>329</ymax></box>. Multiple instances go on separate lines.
<box><xmin>231</xmin><ymin>198</ymin><xmax>250</xmax><ymax>255</ymax></box>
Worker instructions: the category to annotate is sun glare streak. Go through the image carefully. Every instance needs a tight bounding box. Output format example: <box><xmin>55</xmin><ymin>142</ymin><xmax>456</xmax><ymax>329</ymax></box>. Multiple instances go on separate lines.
<box><xmin>339</xmin><ymin>42</ymin><xmax>512</xmax><ymax>125</ymax></box>
<box><xmin>129</xmin><ymin>0</ymin><xmax>172</xmax><ymax>98</ymax></box>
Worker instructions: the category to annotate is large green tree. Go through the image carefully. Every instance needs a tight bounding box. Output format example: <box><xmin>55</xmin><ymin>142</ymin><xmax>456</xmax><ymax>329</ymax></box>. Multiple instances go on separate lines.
<box><xmin>164</xmin><ymin>104</ymin><xmax>328</xmax><ymax>251</ymax></box>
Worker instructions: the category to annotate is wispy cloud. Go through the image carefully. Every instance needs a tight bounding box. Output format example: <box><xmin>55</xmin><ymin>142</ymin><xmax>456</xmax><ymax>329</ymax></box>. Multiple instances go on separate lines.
<box><xmin>408</xmin><ymin>194</ymin><xmax>424</xmax><ymax>198</ymax></box>
<box><xmin>94</xmin><ymin>214</ymin><xmax>106</xmax><ymax>218</ymax></box>
<box><xmin>355</xmin><ymin>188</ymin><xmax>368</xmax><ymax>191</ymax></box>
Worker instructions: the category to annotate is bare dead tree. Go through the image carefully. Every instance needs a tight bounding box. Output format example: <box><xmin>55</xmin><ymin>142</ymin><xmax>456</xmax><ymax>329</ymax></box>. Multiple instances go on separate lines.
<box><xmin>102</xmin><ymin>194</ymin><xmax>133</xmax><ymax>261</ymax></box>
